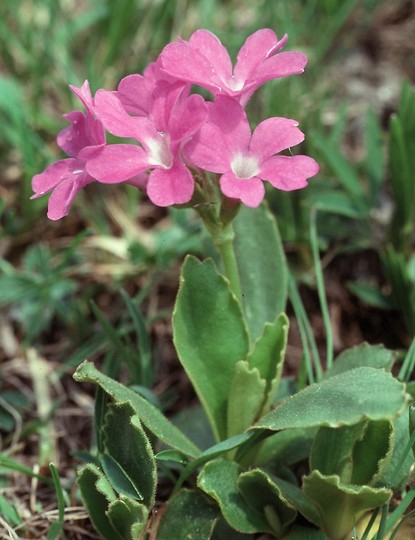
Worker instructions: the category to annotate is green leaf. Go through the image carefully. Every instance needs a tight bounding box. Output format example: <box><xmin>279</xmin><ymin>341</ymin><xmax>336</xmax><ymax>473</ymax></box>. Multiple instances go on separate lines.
<box><xmin>106</xmin><ymin>497</ymin><xmax>148</xmax><ymax>540</ymax></box>
<box><xmin>156</xmin><ymin>449</ymin><xmax>190</xmax><ymax>465</ymax></box>
<box><xmin>254</xmin><ymin>428</ymin><xmax>316</xmax><ymax>467</ymax></box>
<box><xmin>306</xmin><ymin>188</ymin><xmax>367</xmax><ymax>218</ymax></box>
<box><xmin>350</xmin><ymin>420</ymin><xmax>394</xmax><ymax>485</ymax></box>
<box><xmin>265</xmin><ymin>476</ymin><xmax>321</xmax><ymax>529</ymax></box>
<box><xmin>172</xmin><ymin>405</ymin><xmax>215</xmax><ymax>451</ymax></box>
<box><xmin>197</xmin><ymin>459</ymin><xmax>273</xmax><ymax>534</ymax></box>
<box><xmin>77</xmin><ymin>463</ymin><xmax>123</xmax><ymax>540</ymax></box>
<box><xmin>227</xmin><ymin>361</ymin><xmax>266</xmax><ymax>437</ymax></box>
<box><xmin>326</xmin><ymin>343</ymin><xmax>395</xmax><ymax>378</ymax></box>
<box><xmin>255</xmin><ymin>367</ymin><xmax>409</xmax><ymax>432</ymax></box>
<box><xmin>238</xmin><ymin>469</ymin><xmax>297</xmax><ymax>534</ymax></box>
<box><xmin>100</xmin><ymin>453</ymin><xmax>143</xmax><ymax>501</ymax></box>
<box><xmin>46</xmin><ymin>463</ymin><xmax>65</xmax><ymax>540</ymax></box>
<box><xmin>101</xmin><ymin>401</ymin><xmax>156</xmax><ymax>505</ymax></box>
<box><xmin>347</xmin><ymin>281</ymin><xmax>396</xmax><ymax>310</ymax></box>
<box><xmin>248</xmin><ymin>313</ymin><xmax>289</xmax><ymax>415</ymax></box>
<box><xmin>175</xmin><ymin>432</ymin><xmax>255</xmax><ymax>491</ymax></box>
<box><xmin>302</xmin><ymin>471</ymin><xmax>391</xmax><ymax>540</ymax></box>
<box><xmin>365</xmin><ymin>107</ymin><xmax>385</xmax><ymax>204</ymax></box>
<box><xmin>310</xmin><ymin>420</ymin><xmax>393</xmax><ymax>486</ymax></box>
<box><xmin>227</xmin><ymin>315</ymin><xmax>289</xmax><ymax>436</ymax></box>
<box><xmin>173</xmin><ymin>256</ymin><xmax>249</xmax><ymax>441</ymax></box>
<box><xmin>156</xmin><ymin>489</ymin><xmax>219</xmax><ymax>540</ymax></box>
<box><xmin>380</xmin><ymin>406</ymin><xmax>414</xmax><ymax>489</ymax></box>
<box><xmin>282</xmin><ymin>525</ymin><xmax>328</xmax><ymax>539</ymax></box>
<box><xmin>312</xmin><ymin>137</ymin><xmax>368</xmax><ymax>212</ymax></box>
<box><xmin>233</xmin><ymin>203</ymin><xmax>288</xmax><ymax>343</ymax></box>
<box><xmin>74</xmin><ymin>361</ymin><xmax>200</xmax><ymax>458</ymax></box>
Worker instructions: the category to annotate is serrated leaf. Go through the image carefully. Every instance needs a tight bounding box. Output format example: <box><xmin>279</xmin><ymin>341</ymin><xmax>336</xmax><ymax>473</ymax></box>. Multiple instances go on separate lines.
<box><xmin>269</xmin><ymin>476</ymin><xmax>321</xmax><ymax>528</ymax></box>
<box><xmin>302</xmin><ymin>471</ymin><xmax>391</xmax><ymax>540</ymax></box>
<box><xmin>156</xmin><ymin>489</ymin><xmax>219</xmax><ymax>540</ymax></box>
<box><xmin>310</xmin><ymin>420</ymin><xmax>393</xmax><ymax>486</ymax></box>
<box><xmin>238</xmin><ymin>469</ymin><xmax>297</xmax><ymax>534</ymax></box>
<box><xmin>173</xmin><ymin>256</ymin><xmax>249</xmax><ymax>441</ymax></box>
<box><xmin>248</xmin><ymin>313</ymin><xmax>289</xmax><ymax>416</ymax></box>
<box><xmin>227</xmin><ymin>361</ymin><xmax>266</xmax><ymax>437</ymax></box>
<box><xmin>255</xmin><ymin>367</ymin><xmax>409</xmax><ymax>432</ymax></box>
<box><xmin>380</xmin><ymin>406</ymin><xmax>414</xmax><ymax>489</ymax></box>
<box><xmin>77</xmin><ymin>464</ymin><xmax>122</xmax><ymax>540</ymax></box>
<box><xmin>197</xmin><ymin>459</ymin><xmax>273</xmax><ymax>534</ymax></box>
<box><xmin>102</xmin><ymin>401</ymin><xmax>156</xmax><ymax>505</ymax></box>
<box><xmin>106</xmin><ymin>497</ymin><xmax>148</xmax><ymax>540</ymax></box>
<box><xmin>74</xmin><ymin>361</ymin><xmax>200</xmax><ymax>458</ymax></box>
<box><xmin>233</xmin><ymin>204</ymin><xmax>288</xmax><ymax>343</ymax></box>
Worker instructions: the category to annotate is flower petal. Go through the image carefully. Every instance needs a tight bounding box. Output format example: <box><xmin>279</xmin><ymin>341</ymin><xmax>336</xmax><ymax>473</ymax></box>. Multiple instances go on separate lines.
<box><xmin>159</xmin><ymin>42</ymin><xmax>221</xmax><ymax>93</ymax></box>
<box><xmin>31</xmin><ymin>158</ymin><xmax>81</xmax><ymax>196</ymax></box>
<box><xmin>47</xmin><ymin>172</ymin><xmax>93</xmax><ymax>220</ymax></box>
<box><xmin>220</xmin><ymin>171</ymin><xmax>265</xmax><ymax>207</ymax></box>
<box><xmin>168</xmin><ymin>93</ymin><xmax>207</xmax><ymax>144</ymax></box>
<box><xmin>260</xmin><ymin>155</ymin><xmax>319</xmax><ymax>191</ymax></box>
<box><xmin>234</xmin><ymin>29</ymin><xmax>287</xmax><ymax>82</ymax></box>
<box><xmin>250</xmin><ymin>117</ymin><xmax>305</xmax><ymax>160</ymax></box>
<box><xmin>150</xmin><ymin>80</ymin><xmax>188</xmax><ymax>133</ymax></box>
<box><xmin>188</xmin><ymin>29</ymin><xmax>233</xmax><ymax>84</ymax></box>
<box><xmin>82</xmin><ymin>144</ymin><xmax>149</xmax><ymax>183</ymax></box>
<box><xmin>69</xmin><ymin>81</ymin><xmax>94</xmax><ymax>115</ymax></box>
<box><xmin>185</xmin><ymin>96</ymin><xmax>250</xmax><ymax>172</ymax></box>
<box><xmin>94</xmin><ymin>90</ymin><xmax>157</xmax><ymax>142</ymax></box>
<box><xmin>147</xmin><ymin>158</ymin><xmax>194</xmax><ymax>206</ymax></box>
<box><xmin>252</xmin><ymin>51</ymin><xmax>307</xmax><ymax>84</ymax></box>
<box><xmin>116</xmin><ymin>74</ymin><xmax>153</xmax><ymax>116</ymax></box>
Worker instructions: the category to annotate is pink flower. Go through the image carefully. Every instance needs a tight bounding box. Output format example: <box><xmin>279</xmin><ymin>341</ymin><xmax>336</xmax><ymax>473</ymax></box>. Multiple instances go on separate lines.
<box><xmin>159</xmin><ymin>28</ymin><xmax>307</xmax><ymax>106</ymax></box>
<box><xmin>184</xmin><ymin>95</ymin><xmax>319</xmax><ymax>207</ymax></box>
<box><xmin>31</xmin><ymin>81</ymin><xmax>106</xmax><ymax>220</ymax></box>
<box><xmin>81</xmin><ymin>80</ymin><xmax>207</xmax><ymax>206</ymax></box>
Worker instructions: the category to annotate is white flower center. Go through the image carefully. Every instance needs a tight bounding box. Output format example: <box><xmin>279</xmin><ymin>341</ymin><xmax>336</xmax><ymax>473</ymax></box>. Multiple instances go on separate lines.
<box><xmin>227</xmin><ymin>76</ymin><xmax>244</xmax><ymax>92</ymax></box>
<box><xmin>145</xmin><ymin>134</ymin><xmax>173</xmax><ymax>168</ymax></box>
<box><xmin>231</xmin><ymin>153</ymin><xmax>259</xmax><ymax>179</ymax></box>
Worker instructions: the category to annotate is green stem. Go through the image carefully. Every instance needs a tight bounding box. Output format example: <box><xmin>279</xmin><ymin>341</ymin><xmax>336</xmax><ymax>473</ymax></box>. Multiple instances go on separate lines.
<box><xmin>194</xmin><ymin>186</ymin><xmax>242</xmax><ymax>303</ymax></box>
<box><xmin>213</xmin><ymin>225</ymin><xmax>242</xmax><ymax>303</ymax></box>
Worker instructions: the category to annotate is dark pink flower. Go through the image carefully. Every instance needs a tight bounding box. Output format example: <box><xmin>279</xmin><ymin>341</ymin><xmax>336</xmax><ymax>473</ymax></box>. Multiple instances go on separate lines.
<box><xmin>184</xmin><ymin>95</ymin><xmax>319</xmax><ymax>207</ymax></box>
<box><xmin>82</xmin><ymin>80</ymin><xmax>207</xmax><ymax>207</ymax></box>
<box><xmin>159</xmin><ymin>28</ymin><xmax>307</xmax><ymax>106</ymax></box>
<box><xmin>31</xmin><ymin>81</ymin><xmax>106</xmax><ymax>220</ymax></box>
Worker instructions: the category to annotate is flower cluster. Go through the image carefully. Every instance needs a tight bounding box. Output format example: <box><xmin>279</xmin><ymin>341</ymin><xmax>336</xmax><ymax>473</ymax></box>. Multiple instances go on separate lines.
<box><xmin>32</xmin><ymin>29</ymin><xmax>319</xmax><ymax>220</ymax></box>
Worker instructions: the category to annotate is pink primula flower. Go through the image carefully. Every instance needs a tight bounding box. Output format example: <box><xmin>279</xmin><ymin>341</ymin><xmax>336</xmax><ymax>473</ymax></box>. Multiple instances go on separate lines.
<box><xmin>184</xmin><ymin>95</ymin><xmax>319</xmax><ymax>207</ymax></box>
<box><xmin>31</xmin><ymin>81</ymin><xmax>106</xmax><ymax>220</ymax></box>
<box><xmin>81</xmin><ymin>79</ymin><xmax>207</xmax><ymax>206</ymax></box>
<box><xmin>159</xmin><ymin>28</ymin><xmax>307</xmax><ymax>106</ymax></box>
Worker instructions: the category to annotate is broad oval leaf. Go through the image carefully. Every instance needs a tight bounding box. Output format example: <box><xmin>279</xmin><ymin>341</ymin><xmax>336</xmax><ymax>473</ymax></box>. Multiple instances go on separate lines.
<box><xmin>325</xmin><ymin>343</ymin><xmax>395</xmax><ymax>379</ymax></box>
<box><xmin>255</xmin><ymin>367</ymin><xmax>409</xmax><ymax>432</ymax></box>
<box><xmin>233</xmin><ymin>203</ymin><xmax>288</xmax><ymax>343</ymax></box>
<box><xmin>173</xmin><ymin>256</ymin><xmax>249</xmax><ymax>441</ymax></box>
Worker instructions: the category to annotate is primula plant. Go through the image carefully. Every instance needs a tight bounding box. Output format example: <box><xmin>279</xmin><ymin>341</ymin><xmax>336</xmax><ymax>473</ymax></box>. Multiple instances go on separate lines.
<box><xmin>32</xmin><ymin>29</ymin><xmax>415</xmax><ymax>539</ymax></box>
